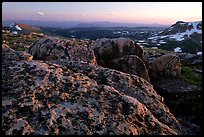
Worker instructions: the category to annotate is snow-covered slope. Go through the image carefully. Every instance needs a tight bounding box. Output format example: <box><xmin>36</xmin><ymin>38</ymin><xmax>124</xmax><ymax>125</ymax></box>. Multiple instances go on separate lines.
<box><xmin>9</xmin><ymin>22</ymin><xmax>22</xmax><ymax>32</ymax></box>
<box><xmin>15</xmin><ymin>25</ymin><xmax>22</xmax><ymax>30</ymax></box>
<box><xmin>148</xmin><ymin>21</ymin><xmax>202</xmax><ymax>42</ymax></box>
<box><xmin>6</xmin><ymin>22</ymin><xmax>41</xmax><ymax>35</ymax></box>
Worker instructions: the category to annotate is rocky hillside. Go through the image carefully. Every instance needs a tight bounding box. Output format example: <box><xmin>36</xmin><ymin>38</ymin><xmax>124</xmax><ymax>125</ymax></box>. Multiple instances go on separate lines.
<box><xmin>3</xmin><ymin>22</ymin><xmax>42</xmax><ymax>35</ymax></box>
<box><xmin>2</xmin><ymin>31</ymin><xmax>202</xmax><ymax>135</ymax></box>
<box><xmin>148</xmin><ymin>21</ymin><xmax>202</xmax><ymax>54</ymax></box>
<box><xmin>149</xmin><ymin>21</ymin><xmax>202</xmax><ymax>42</ymax></box>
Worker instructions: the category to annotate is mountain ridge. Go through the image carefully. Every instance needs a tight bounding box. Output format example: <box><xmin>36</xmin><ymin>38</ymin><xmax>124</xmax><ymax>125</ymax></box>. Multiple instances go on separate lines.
<box><xmin>2</xmin><ymin>20</ymin><xmax>170</xmax><ymax>28</ymax></box>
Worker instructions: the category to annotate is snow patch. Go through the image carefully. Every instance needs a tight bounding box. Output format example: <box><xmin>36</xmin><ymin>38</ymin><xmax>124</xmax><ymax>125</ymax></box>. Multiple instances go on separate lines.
<box><xmin>138</xmin><ymin>40</ymin><xmax>145</xmax><ymax>43</ymax></box>
<box><xmin>159</xmin><ymin>41</ymin><xmax>166</xmax><ymax>44</ymax></box>
<box><xmin>197</xmin><ymin>52</ymin><xmax>202</xmax><ymax>55</ymax></box>
<box><xmin>174</xmin><ymin>47</ymin><xmax>182</xmax><ymax>52</ymax></box>
<box><xmin>15</xmin><ymin>25</ymin><xmax>22</xmax><ymax>30</ymax></box>
<box><xmin>151</xmin><ymin>47</ymin><xmax>158</xmax><ymax>49</ymax></box>
<box><xmin>12</xmin><ymin>31</ymin><xmax>18</xmax><ymax>35</ymax></box>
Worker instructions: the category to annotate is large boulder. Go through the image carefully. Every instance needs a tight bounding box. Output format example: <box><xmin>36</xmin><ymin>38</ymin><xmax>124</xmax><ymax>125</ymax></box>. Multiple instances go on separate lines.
<box><xmin>2</xmin><ymin>44</ymin><xmax>193</xmax><ymax>135</ymax></box>
<box><xmin>148</xmin><ymin>54</ymin><xmax>181</xmax><ymax>79</ymax></box>
<box><xmin>91</xmin><ymin>38</ymin><xmax>143</xmax><ymax>67</ymax></box>
<box><xmin>110</xmin><ymin>55</ymin><xmax>150</xmax><ymax>81</ymax></box>
<box><xmin>91</xmin><ymin>38</ymin><xmax>150</xmax><ymax>81</ymax></box>
<box><xmin>28</xmin><ymin>37</ymin><xmax>97</xmax><ymax>65</ymax></box>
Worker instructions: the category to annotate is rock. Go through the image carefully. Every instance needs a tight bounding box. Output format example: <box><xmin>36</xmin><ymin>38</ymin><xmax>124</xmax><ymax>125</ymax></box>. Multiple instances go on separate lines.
<box><xmin>91</xmin><ymin>38</ymin><xmax>143</xmax><ymax>67</ymax></box>
<box><xmin>28</xmin><ymin>37</ymin><xmax>97</xmax><ymax>65</ymax></box>
<box><xmin>52</xmin><ymin>60</ymin><xmax>193</xmax><ymax>135</ymax></box>
<box><xmin>152</xmin><ymin>78</ymin><xmax>202</xmax><ymax>134</ymax></box>
<box><xmin>2</xmin><ymin>44</ymin><xmax>33</xmax><ymax>62</ymax></box>
<box><xmin>176</xmin><ymin>53</ymin><xmax>202</xmax><ymax>66</ymax></box>
<box><xmin>110</xmin><ymin>55</ymin><xmax>150</xmax><ymax>81</ymax></box>
<box><xmin>149</xmin><ymin>54</ymin><xmax>181</xmax><ymax>79</ymax></box>
<box><xmin>2</xmin><ymin>44</ymin><xmax>192</xmax><ymax>135</ymax></box>
<box><xmin>91</xmin><ymin>38</ymin><xmax>149</xmax><ymax>81</ymax></box>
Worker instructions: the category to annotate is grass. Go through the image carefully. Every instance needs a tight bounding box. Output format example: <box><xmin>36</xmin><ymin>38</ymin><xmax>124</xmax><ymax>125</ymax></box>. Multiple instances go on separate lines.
<box><xmin>143</xmin><ymin>47</ymin><xmax>174</xmax><ymax>54</ymax></box>
<box><xmin>180</xmin><ymin>63</ymin><xmax>202</xmax><ymax>88</ymax></box>
<box><xmin>2</xmin><ymin>33</ymin><xmax>38</xmax><ymax>51</ymax></box>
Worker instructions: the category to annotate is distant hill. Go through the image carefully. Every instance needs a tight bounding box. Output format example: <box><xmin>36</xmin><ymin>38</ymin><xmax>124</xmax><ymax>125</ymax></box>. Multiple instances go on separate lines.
<box><xmin>147</xmin><ymin>21</ymin><xmax>202</xmax><ymax>54</ymax></box>
<box><xmin>3</xmin><ymin>22</ymin><xmax>42</xmax><ymax>35</ymax></box>
<box><xmin>158</xmin><ymin>21</ymin><xmax>202</xmax><ymax>41</ymax></box>
<box><xmin>149</xmin><ymin>21</ymin><xmax>202</xmax><ymax>42</ymax></box>
<box><xmin>2</xmin><ymin>20</ymin><xmax>169</xmax><ymax>28</ymax></box>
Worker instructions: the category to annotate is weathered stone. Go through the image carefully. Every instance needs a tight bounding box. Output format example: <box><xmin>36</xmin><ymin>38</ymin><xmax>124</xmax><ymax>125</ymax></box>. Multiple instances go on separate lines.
<box><xmin>91</xmin><ymin>38</ymin><xmax>143</xmax><ymax>67</ymax></box>
<box><xmin>110</xmin><ymin>55</ymin><xmax>150</xmax><ymax>81</ymax></box>
<box><xmin>28</xmin><ymin>37</ymin><xmax>97</xmax><ymax>64</ymax></box>
<box><xmin>149</xmin><ymin>54</ymin><xmax>181</xmax><ymax>79</ymax></box>
<box><xmin>2</xmin><ymin>44</ymin><xmax>33</xmax><ymax>62</ymax></box>
<box><xmin>2</xmin><ymin>44</ymin><xmax>192</xmax><ymax>135</ymax></box>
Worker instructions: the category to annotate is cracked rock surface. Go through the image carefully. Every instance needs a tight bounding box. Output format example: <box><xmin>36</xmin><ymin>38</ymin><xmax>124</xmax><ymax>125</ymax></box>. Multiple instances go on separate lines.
<box><xmin>2</xmin><ymin>38</ymin><xmax>194</xmax><ymax>135</ymax></box>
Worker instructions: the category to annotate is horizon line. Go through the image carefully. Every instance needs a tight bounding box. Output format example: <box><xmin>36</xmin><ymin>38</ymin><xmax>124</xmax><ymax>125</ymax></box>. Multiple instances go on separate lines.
<box><xmin>2</xmin><ymin>19</ymin><xmax>176</xmax><ymax>26</ymax></box>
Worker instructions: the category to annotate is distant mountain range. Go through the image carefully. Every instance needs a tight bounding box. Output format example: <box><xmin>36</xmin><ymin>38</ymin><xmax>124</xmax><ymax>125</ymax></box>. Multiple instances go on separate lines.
<box><xmin>2</xmin><ymin>20</ymin><xmax>170</xmax><ymax>28</ymax></box>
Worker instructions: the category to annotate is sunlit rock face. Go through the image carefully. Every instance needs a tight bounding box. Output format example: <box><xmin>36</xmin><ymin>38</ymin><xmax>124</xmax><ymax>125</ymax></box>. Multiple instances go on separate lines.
<box><xmin>28</xmin><ymin>37</ymin><xmax>97</xmax><ymax>65</ymax></box>
<box><xmin>2</xmin><ymin>43</ymin><xmax>189</xmax><ymax>135</ymax></box>
<box><xmin>148</xmin><ymin>54</ymin><xmax>181</xmax><ymax>79</ymax></box>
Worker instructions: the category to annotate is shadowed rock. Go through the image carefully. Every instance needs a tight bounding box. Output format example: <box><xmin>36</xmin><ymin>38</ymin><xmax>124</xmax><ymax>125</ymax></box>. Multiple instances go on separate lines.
<box><xmin>110</xmin><ymin>55</ymin><xmax>150</xmax><ymax>81</ymax></box>
<box><xmin>91</xmin><ymin>38</ymin><xmax>143</xmax><ymax>67</ymax></box>
<box><xmin>91</xmin><ymin>38</ymin><xmax>150</xmax><ymax>81</ymax></box>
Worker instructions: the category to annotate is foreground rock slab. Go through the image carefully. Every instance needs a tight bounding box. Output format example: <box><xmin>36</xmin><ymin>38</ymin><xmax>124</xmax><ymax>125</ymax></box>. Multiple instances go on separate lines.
<box><xmin>2</xmin><ymin>44</ymin><xmax>194</xmax><ymax>135</ymax></box>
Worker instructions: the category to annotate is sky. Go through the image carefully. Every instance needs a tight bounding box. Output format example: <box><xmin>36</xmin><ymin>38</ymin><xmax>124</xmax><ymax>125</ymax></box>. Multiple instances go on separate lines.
<box><xmin>2</xmin><ymin>2</ymin><xmax>202</xmax><ymax>25</ymax></box>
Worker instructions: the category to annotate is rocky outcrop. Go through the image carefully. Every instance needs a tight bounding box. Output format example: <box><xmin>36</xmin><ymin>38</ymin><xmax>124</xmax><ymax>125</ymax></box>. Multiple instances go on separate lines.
<box><xmin>148</xmin><ymin>54</ymin><xmax>181</xmax><ymax>80</ymax></box>
<box><xmin>2</xmin><ymin>44</ymin><xmax>33</xmax><ymax>62</ymax></box>
<box><xmin>28</xmin><ymin>37</ymin><xmax>97</xmax><ymax>65</ymax></box>
<box><xmin>110</xmin><ymin>55</ymin><xmax>150</xmax><ymax>81</ymax></box>
<box><xmin>91</xmin><ymin>38</ymin><xmax>143</xmax><ymax>66</ymax></box>
<box><xmin>152</xmin><ymin>78</ymin><xmax>202</xmax><ymax>134</ymax></box>
<box><xmin>91</xmin><ymin>38</ymin><xmax>149</xmax><ymax>81</ymax></box>
<box><xmin>2</xmin><ymin>44</ymin><xmax>191</xmax><ymax>135</ymax></box>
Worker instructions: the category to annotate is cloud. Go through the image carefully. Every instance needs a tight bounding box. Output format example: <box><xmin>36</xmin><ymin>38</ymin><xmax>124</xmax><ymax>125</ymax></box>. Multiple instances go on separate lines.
<box><xmin>37</xmin><ymin>11</ymin><xmax>45</xmax><ymax>16</ymax></box>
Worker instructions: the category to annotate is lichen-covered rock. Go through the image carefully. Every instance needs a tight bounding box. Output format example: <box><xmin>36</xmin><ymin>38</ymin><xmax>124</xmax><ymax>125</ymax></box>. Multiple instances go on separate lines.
<box><xmin>110</xmin><ymin>55</ymin><xmax>150</xmax><ymax>81</ymax></box>
<box><xmin>28</xmin><ymin>37</ymin><xmax>97</xmax><ymax>65</ymax></box>
<box><xmin>2</xmin><ymin>44</ymin><xmax>194</xmax><ymax>135</ymax></box>
<box><xmin>149</xmin><ymin>54</ymin><xmax>181</xmax><ymax>79</ymax></box>
<box><xmin>91</xmin><ymin>38</ymin><xmax>143</xmax><ymax>67</ymax></box>
<box><xmin>2</xmin><ymin>44</ymin><xmax>33</xmax><ymax>62</ymax></box>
